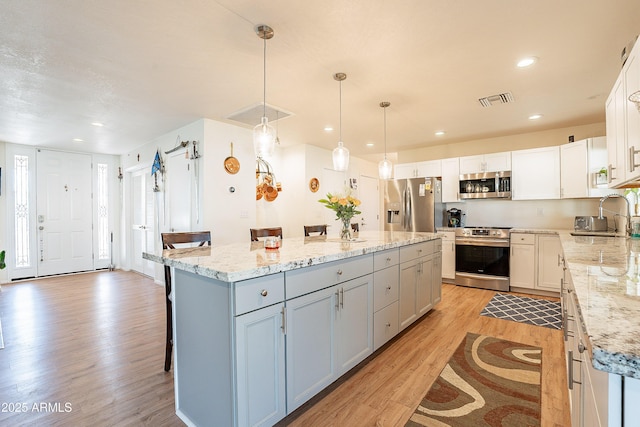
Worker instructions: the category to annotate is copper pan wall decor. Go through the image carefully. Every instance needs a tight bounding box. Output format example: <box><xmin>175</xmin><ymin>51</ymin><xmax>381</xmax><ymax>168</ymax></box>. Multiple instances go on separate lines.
<box><xmin>224</xmin><ymin>142</ymin><xmax>240</xmax><ymax>174</ymax></box>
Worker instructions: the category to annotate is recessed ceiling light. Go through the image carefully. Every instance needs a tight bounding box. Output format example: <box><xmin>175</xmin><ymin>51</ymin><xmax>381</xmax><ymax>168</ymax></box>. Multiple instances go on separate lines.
<box><xmin>91</xmin><ymin>122</ymin><xmax>104</xmax><ymax>127</ymax></box>
<box><xmin>435</xmin><ymin>131</ymin><xmax>445</xmax><ymax>136</ymax></box>
<box><xmin>324</xmin><ymin>126</ymin><xmax>333</xmax><ymax>132</ymax></box>
<box><xmin>517</xmin><ymin>57</ymin><xmax>537</xmax><ymax>68</ymax></box>
<box><xmin>366</xmin><ymin>143</ymin><xmax>374</xmax><ymax>147</ymax></box>
<box><xmin>528</xmin><ymin>114</ymin><xmax>543</xmax><ymax>120</ymax></box>
<box><xmin>72</xmin><ymin>138</ymin><xmax>84</xmax><ymax>142</ymax></box>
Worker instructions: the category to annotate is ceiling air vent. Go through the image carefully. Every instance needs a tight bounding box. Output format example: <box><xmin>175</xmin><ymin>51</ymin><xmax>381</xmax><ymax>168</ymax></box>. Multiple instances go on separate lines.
<box><xmin>226</xmin><ymin>103</ymin><xmax>293</xmax><ymax>126</ymax></box>
<box><xmin>478</xmin><ymin>92</ymin><xmax>515</xmax><ymax>107</ymax></box>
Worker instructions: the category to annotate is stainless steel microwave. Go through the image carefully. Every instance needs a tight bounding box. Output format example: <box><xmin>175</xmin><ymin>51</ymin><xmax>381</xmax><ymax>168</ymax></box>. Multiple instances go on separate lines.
<box><xmin>459</xmin><ymin>171</ymin><xmax>511</xmax><ymax>199</ymax></box>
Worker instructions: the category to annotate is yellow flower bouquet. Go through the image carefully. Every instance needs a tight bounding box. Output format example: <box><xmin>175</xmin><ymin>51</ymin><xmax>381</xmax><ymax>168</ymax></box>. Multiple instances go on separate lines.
<box><xmin>318</xmin><ymin>192</ymin><xmax>361</xmax><ymax>240</ymax></box>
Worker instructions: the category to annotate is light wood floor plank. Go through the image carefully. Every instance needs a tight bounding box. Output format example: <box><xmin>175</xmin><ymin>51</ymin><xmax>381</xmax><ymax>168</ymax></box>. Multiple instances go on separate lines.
<box><xmin>0</xmin><ymin>271</ymin><xmax>569</xmax><ymax>426</ymax></box>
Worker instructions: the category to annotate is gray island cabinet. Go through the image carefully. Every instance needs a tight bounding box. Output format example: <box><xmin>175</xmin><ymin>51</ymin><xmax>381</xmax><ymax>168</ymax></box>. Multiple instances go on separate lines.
<box><xmin>144</xmin><ymin>231</ymin><xmax>442</xmax><ymax>427</ymax></box>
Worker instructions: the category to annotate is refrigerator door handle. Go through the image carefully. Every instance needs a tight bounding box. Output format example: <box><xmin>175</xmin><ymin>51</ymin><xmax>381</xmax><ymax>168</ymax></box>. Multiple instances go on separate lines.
<box><xmin>404</xmin><ymin>188</ymin><xmax>412</xmax><ymax>230</ymax></box>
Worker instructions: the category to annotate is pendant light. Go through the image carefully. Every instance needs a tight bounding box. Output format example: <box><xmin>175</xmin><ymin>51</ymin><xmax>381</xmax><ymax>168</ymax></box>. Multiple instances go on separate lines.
<box><xmin>253</xmin><ymin>25</ymin><xmax>276</xmax><ymax>159</ymax></box>
<box><xmin>332</xmin><ymin>72</ymin><xmax>350</xmax><ymax>171</ymax></box>
<box><xmin>378</xmin><ymin>101</ymin><xmax>393</xmax><ymax>180</ymax></box>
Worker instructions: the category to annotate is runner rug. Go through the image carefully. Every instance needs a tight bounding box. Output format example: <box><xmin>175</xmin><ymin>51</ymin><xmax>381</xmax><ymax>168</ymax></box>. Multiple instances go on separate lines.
<box><xmin>480</xmin><ymin>293</ymin><xmax>562</xmax><ymax>330</ymax></box>
<box><xmin>406</xmin><ymin>332</ymin><xmax>542</xmax><ymax>427</ymax></box>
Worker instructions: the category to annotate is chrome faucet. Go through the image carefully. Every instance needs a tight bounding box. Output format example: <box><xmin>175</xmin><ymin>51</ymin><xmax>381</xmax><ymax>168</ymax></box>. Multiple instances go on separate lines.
<box><xmin>598</xmin><ymin>193</ymin><xmax>631</xmax><ymax>235</ymax></box>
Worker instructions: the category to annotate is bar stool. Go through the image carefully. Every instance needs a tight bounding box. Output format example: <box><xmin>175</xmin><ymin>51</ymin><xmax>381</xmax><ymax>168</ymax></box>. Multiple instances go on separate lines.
<box><xmin>160</xmin><ymin>231</ymin><xmax>211</xmax><ymax>371</ymax></box>
<box><xmin>304</xmin><ymin>224</ymin><xmax>328</xmax><ymax>236</ymax></box>
<box><xmin>250</xmin><ymin>227</ymin><xmax>283</xmax><ymax>241</ymax></box>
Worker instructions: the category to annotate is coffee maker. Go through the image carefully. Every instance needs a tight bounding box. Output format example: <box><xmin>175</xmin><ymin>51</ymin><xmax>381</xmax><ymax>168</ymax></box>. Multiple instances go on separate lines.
<box><xmin>446</xmin><ymin>208</ymin><xmax>464</xmax><ymax>227</ymax></box>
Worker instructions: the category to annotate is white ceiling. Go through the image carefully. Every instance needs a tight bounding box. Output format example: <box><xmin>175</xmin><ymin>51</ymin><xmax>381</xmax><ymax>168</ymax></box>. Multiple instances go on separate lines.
<box><xmin>1</xmin><ymin>1</ymin><xmax>640</xmax><ymax>160</ymax></box>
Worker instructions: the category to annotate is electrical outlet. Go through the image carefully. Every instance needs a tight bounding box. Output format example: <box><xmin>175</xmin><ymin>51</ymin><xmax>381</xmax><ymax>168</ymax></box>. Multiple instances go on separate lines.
<box><xmin>239</xmin><ymin>210</ymin><xmax>248</xmax><ymax>218</ymax></box>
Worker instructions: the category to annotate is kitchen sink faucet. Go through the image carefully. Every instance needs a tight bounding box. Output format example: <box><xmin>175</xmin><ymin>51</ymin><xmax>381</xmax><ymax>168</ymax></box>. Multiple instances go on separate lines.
<box><xmin>598</xmin><ymin>194</ymin><xmax>631</xmax><ymax>235</ymax></box>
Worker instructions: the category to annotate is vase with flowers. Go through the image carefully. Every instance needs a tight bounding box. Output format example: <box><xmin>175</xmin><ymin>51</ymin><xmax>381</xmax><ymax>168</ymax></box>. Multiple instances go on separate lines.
<box><xmin>318</xmin><ymin>192</ymin><xmax>362</xmax><ymax>240</ymax></box>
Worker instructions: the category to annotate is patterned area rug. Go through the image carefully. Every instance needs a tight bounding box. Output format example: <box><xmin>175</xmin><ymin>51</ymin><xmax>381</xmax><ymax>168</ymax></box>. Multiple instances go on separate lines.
<box><xmin>480</xmin><ymin>293</ymin><xmax>562</xmax><ymax>330</ymax></box>
<box><xmin>406</xmin><ymin>333</ymin><xmax>542</xmax><ymax>427</ymax></box>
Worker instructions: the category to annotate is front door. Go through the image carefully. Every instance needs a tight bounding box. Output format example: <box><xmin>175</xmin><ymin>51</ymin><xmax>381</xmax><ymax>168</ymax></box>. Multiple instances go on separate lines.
<box><xmin>36</xmin><ymin>150</ymin><xmax>94</xmax><ymax>276</ymax></box>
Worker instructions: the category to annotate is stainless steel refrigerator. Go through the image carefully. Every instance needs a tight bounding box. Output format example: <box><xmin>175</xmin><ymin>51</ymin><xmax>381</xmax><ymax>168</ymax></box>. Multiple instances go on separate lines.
<box><xmin>384</xmin><ymin>177</ymin><xmax>444</xmax><ymax>232</ymax></box>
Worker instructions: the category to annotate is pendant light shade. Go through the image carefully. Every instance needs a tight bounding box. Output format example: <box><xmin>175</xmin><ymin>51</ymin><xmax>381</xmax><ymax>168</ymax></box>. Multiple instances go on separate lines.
<box><xmin>378</xmin><ymin>101</ymin><xmax>393</xmax><ymax>180</ymax></box>
<box><xmin>332</xmin><ymin>73</ymin><xmax>350</xmax><ymax>171</ymax></box>
<box><xmin>253</xmin><ymin>25</ymin><xmax>276</xmax><ymax>158</ymax></box>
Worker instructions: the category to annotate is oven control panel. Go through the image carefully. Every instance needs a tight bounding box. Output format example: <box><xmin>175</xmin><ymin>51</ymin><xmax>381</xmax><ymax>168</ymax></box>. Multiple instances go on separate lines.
<box><xmin>455</xmin><ymin>227</ymin><xmax>511</xmax><ymax>239</ymax></box>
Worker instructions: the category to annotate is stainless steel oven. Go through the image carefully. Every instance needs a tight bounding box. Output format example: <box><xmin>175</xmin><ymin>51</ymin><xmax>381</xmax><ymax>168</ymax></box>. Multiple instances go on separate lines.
<box><xmin>454</xmin><ymin>227</ymin><xmax>510</xmax><ymax>291</ymax></box>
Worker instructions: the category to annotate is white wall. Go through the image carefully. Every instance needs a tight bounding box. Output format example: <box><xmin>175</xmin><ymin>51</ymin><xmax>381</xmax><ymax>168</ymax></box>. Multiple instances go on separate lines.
<box><xmin>0</xmin><ymin>141</ymin><xmax>6</xmax><ymax>283</ymax></box>
<box><xmin>201</xmin><ymin>119</ymin><xmax>256</xmax><ymax>244</ymax></box>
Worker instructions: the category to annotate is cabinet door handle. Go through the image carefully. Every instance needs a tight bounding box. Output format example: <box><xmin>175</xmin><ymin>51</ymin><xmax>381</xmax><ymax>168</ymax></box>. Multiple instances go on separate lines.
<box><xmin>340</xmin><ymin>288</ymin><xmax>344</xmax><ymax>309</ymax></box>
<box><xmin>260</xmin><ymin>289</ymin><xmax>268</xmax><ymax>297</ymax></box>
<box><xmin>335</xmin><ymin>290</ymin><xmax>340</xmax><ymax>310</ymax></box>
<box><xmin>337</xmin><ymin>269</ymin><xmax>343</xmax><ymax>276</ymax></box>
<box><xmin>386</xmin><ymin>257</ymin><xmax>392</xmax><ymax>262</ymax></box>
<box><xmin>281</xmin><ymin>307</ymin><xmax>286</xmax><ymax>334</ymax></box>
<box><xmin>386</xmin><ymin>322</ymin><xmax>391</xmax><ymax>328</ymax></box>
<box><xmin>386</xmin><ymin>285</ymin><xmax>392</xmax><ymax>292</ymax></box>
<box><xmin>608</xmin><ymin>164</ymin><xmax>616</xmax><ymax>183</ymax></box>
<box><xmin>630</xmin><ymin>146</ymin><xmax>640</xmax><ymax>172</ymax></box>
<box><xmin>567</xmin><ymin>350</ymin><xmax>582</xmax><ymax>390</ymax></box>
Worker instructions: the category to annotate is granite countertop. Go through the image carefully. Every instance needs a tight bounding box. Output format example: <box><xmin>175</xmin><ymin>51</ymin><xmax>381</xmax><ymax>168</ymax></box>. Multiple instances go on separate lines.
<box><xmin>557</xmin><ymin>231</ymin><xmax>640</xmax><ymax>379</ymax></box>
<box><xmin>143</xmin><ymin>231</ymin><xmax>440</xmax><ymax>283</ymax></box>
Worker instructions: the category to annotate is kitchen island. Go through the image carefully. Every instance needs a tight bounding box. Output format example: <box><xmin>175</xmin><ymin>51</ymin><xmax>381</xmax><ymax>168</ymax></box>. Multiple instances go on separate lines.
<box><xmin>555</xmin><ymin>231</ymin><xmax>640</xmax><ymax>425</ymax></box>
<box><xmin>144</xmin><ymin>231</ymin><xmax>442</xmax><ymax>427</ymax></box>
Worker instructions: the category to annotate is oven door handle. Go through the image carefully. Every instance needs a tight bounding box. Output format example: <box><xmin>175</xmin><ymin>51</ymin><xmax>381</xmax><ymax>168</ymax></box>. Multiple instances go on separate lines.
<box><xmin>455</xmin><ymin>238</ymin><xmax>510</xmax><ymax>248</ymax></box>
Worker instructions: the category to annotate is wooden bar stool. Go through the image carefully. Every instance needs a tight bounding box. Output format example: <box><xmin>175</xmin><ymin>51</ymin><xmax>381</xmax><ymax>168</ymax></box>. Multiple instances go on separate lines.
<box><xmin>160</xmin><ymin>231</ymin><xmax>211</xmax><ymax>371</ymax></box>
<box><xmin>250</xmin><ymin>227</ymin><xmax>283</xmax><ymax>241</ymax></box>
<box><xmin>304</xmin><ymin>224</ymin><xmax>328</xmax><ymax>236</ymax></box>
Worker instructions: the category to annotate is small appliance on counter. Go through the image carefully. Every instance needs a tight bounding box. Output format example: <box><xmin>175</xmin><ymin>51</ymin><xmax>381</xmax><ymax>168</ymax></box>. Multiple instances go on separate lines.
<box><xmin>574</xmin><ymin>216</ymin><xmax>608</xmax><ymax>232</ymax></box>
<box><xmin>446</xmin><ymin>208</ymin><xmax>464</xmax><ymax>227</ymax></box>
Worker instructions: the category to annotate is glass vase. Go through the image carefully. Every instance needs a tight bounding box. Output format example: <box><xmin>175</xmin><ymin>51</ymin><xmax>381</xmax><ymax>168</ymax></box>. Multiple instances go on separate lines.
<box><xmin>340</xmin><ymin>217</ymin><xmax>352</xmax><ymax>241</ymax></box>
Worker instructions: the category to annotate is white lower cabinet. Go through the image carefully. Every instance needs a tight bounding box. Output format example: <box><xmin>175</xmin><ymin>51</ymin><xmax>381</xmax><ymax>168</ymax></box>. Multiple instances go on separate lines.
<box><xmin>235</xmin><ymin>303</ymin><xmax>286</xmax><ymax>427</ymax></box>
<box><xmin>399</xmin><ymin>241</ymin><xmax>435</xmax><ymax>331</ymax></box>
<box><xmin>285</xmin><ymin>274</ymin><xmax>374</xmax><ymax>412</ymax></box>
<box><xmin>441</xmin><ymin>231</ymin><xmax>455</xmax><ymax>282</ymax></box>
<box><xmin>432</xmin><ymin>246</ymin><xmax>442</xmax><ymax>305</ymax></box>
<box><xmin>564</xmin><ymin>275</ymin><xmax>640</xmax><ymax>427</ymax></box>
<box><xmin>536</xmin><ymin>235</ymin><xmax>563</xmax><ymax>292</ymax></box>
<box><xmin>510</xmin><ymin>233</ymin><xmax>562</xmax><ymax>293</ymax></box>
<box><xmin>509</xmin><ymin>233</ymin><xmax>536</xmax><ymax>289</ymax></box>
<box><xmin>373</xmin><ymin>249</ymin><xmax>400</xmax><ymax>350</ymax></box>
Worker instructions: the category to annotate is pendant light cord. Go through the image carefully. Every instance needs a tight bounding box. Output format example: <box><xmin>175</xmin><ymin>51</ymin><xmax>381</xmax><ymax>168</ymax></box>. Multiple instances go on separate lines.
<box><xmin>383</xmin><ymin>106</ymin><xmax>387</xmax><ymax>160</ymax></box>
<box><xmin>339</xmin><ymin>80</ymin><xmax>343</xmax><ymax>142</ymax></box>
<box><xmin>262</xmin><ymin>35</ymin><xmax>267</xmax><ymax>118</ymax></box>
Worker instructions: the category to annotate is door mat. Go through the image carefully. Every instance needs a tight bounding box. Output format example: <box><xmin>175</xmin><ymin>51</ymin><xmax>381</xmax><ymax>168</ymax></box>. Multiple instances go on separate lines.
<box><xmin>480</xmin><ymin>293</ymin><xmax>561</xmax><ymax>330</ymax></box>
<box><xmin>406</xmin><ymin>332</ymin><xmax>542</xmax><ymax>427</ymax></box>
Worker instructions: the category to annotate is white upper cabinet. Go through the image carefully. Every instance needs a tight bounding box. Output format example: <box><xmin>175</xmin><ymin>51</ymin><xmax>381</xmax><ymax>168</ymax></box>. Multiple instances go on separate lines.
<box><xmin>606</xmin><ymin>37</ymin><xmax>640</xmax><ymax>187</ymax></box>
<box><xmin>440</xmin><ymin>157</ymin><xmax>460</xmax><ymax>202</ymax></box>
<box><xmin>561</xmin><ymin>137</ymin><xmax>614</xmax><ymax>199</ymax></box>
<box><xmin>394</xmin><ymin>163</ymin><xmax>418</xmax><ymax>179</ymax></box>
<box><xmin>459</xmin><ymin>152</ymin><xmax>511</xmax><ymax>174</ymax></box>
<box><xmin>394</xmin><ymin>160</ymin><xmax>442</xmax><ymax>179</ymax></box>
<box><xmin>415</xmin><ymin>160</ymin><xmax>442</xmax><ymax>178</ymax></box>
<box><xmin>606</xmin><ymin>75</ymin><xmax>627</xmax><ymax>187</ymax></box>
<box><xmin>511</xmin><ymin>146</ymin><xmax>561</xmax><ymax>200</ymax></box>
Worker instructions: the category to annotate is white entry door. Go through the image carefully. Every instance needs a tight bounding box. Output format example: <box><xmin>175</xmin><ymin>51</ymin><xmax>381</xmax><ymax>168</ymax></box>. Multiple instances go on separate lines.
<box><xmin>130</xmin><ymin>169</ymin><xmax>156</xmax><ymax>277</ymax></box>
<box><xmin>36</xmin><ymin>150</ymin><xmax>94</xmax><ymax>276</ymax></box>
<box><xmin>357</xmin><ymin>175</ymin><xmax>380</xmax><ymax>231</ymax></box>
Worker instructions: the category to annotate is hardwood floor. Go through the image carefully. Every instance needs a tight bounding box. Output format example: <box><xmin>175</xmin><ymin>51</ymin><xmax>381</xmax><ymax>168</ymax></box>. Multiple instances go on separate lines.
<box><xmin>0</xmin><ymin>272</ymin><xmax>570</xmax><ymax>426</ymax></box>
<box><xmin>0</xmin><ymin>271</ymin><xmax>182</xmax><ymax>426</ymax></box>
